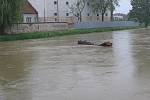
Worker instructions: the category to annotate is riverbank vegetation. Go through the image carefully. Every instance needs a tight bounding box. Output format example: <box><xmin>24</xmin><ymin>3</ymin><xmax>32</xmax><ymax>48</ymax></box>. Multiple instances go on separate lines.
<box><xmin>0</xmin><ymin>26</ymin><xmax>142</xmax><ymax>42</ymax></box>
<box><xmin>0</xmin><ymin>0</ymin><xmax>25</xmax><ymax>34</ymax></box>
<box><xmin>129</xmin><ymin>0</ymin><xmax>150</xmax><ymax>27</ymax></box>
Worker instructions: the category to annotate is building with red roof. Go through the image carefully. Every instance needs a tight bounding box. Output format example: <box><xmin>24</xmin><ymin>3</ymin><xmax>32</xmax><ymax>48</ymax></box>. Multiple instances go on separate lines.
<box><xmin>22</xmin><ymin>1</ymin><xmax>38</xmax><ymax>23</ymax></box>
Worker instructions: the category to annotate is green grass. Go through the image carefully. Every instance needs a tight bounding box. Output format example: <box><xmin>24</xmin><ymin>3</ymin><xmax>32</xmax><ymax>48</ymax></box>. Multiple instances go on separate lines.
<box><xmin>0</xmin><ymin>26</ymin><xmax>142</xmax><ymax>42</ymax></box>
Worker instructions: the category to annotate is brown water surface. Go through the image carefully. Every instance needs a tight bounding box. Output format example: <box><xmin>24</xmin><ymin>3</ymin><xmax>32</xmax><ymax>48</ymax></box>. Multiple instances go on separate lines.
<box><xmin>0</xmin><ymin>29</ymin><xmax>150</xmax><ymax>100</ymax></box>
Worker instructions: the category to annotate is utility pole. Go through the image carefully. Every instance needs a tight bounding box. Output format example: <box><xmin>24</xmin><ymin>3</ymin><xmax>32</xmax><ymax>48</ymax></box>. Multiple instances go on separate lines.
<box><xmin>44</xmin><ymin>0</ymin><xmax>46</xmax><ymax>22</ymax></box>
<box><xmin>57</xmin><ymin>0</ymin><xmax>59</xmax><ymax>22</ymax></box>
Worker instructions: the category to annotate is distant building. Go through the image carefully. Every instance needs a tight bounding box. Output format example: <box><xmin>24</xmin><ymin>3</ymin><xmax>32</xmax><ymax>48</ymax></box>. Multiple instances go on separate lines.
<box><xmin>113</xmin><ymin>13</ymin><xmax>127</xmax><ymax>21</ymax></box>
<box><xmin>22</xmin><ymin>1</ymin><xmax>38</xmax><ymax>23</ymax></box>
<box><xmin>28</xmin><ymin>0</ymin><xmax>111</xmax><ymax>23</ymax></box>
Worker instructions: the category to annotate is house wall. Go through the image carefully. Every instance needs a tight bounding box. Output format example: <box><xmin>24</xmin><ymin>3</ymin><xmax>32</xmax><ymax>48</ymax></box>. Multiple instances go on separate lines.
<box><xmin>113</xmin><ymin>15</ymin><xmax>127</xmax><ymax>21</ymax></box>
<box><xmin>23</xmin><ymin>14</ymin><xmax>38</xmax><ymax>23</ymax></box>
<box><xmin>38</xmin><ymin>16</ymin><xmax>111</xmax><ymax>23</ymax></box>
<box><xmin>29</xmin><ymin>0</ymin><xmax>111</xmax><ymax>22</ymax></box>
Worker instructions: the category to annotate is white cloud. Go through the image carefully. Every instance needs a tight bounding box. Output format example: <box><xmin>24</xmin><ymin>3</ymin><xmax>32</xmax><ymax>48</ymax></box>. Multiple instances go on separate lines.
<box><xmin>115</xmin><ymin>0</ymin><xmax>132</xmax><ymax>14</ymax></box>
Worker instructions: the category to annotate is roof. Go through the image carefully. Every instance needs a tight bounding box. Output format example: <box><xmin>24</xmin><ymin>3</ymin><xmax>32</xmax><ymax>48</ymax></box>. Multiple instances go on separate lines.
<box><xmin>113</xmin><ymin>13</ymin><xmax>127</xmax><ymax>17</ymax></box>
<box><xmin>22</xmin><ymin>1</ymin><xmax>38</xmax><ymax>14</ymax></box>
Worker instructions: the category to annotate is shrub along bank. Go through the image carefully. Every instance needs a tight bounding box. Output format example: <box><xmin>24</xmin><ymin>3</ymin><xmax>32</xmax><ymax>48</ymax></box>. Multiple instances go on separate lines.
<box><xmin>0</xmin><ymin>26</ymin><xmax>142</xmax><ymax>42</ymax></box>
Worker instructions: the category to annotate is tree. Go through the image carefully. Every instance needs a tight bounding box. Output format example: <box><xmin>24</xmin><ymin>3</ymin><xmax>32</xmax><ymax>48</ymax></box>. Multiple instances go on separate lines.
<box><xmin>0</xmin><ymin>0</ymin><xmax>25</xmax><ymax>34</ymax></box>
<box><xmin>89</xmin><ymin>0</ymin><xmax>110</xmax><ymax>21</ymax></box>
<box><xmin>108</xmin><ymin>0</ymin><xmax>119</xmax><ymax>21</ymax></box>
<box><xmin>68</xmin><ymin>0</ymin><xmax>86</xmax><ymax>22</ymax></box>
<box><xmin>129</xmin><ymin>0</ymin><xmax>150</xmax><ymax>27</ymax></box>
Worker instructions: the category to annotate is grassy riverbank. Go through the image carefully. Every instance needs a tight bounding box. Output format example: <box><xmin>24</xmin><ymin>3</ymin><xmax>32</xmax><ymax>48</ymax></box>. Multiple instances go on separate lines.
<box><xmin>0</xmin><ymin>26</ymin><xmax>142</xmax><ymax>41</ymax></box>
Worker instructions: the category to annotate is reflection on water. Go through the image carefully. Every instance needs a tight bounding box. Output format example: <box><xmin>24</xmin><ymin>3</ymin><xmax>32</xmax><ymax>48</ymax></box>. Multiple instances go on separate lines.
<box><xmin>113</xmin><ymin>31</ymin><xmax>136</xmax><ymax>78</ymax></box>
<box><xmin>0</xmin><ymin>42</ymin><xmax>34</xmax><ymax>100</ymax></box>
<box><xmin>0</xmin><ymin>29</ymin><xmax>150</xmax><ymax>100</ymax></box>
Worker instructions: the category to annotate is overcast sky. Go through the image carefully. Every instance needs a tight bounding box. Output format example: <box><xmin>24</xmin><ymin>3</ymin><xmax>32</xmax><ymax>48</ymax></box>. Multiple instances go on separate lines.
<box><xmin>115</xmin><ymin>0</ymin><xmax>132</xmax><ymax>14</ymax></box>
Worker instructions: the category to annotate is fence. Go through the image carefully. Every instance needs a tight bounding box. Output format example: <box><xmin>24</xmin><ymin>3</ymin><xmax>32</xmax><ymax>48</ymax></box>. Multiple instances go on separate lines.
<box><xmin>6</xmin><ymin>21</ymin><xmax>139</xmax><ymax>34</ymax></box>
<box><xmin>73</xmin><ymin>21</ymin><xmax>139</xmax><ymax>29</ymax></box>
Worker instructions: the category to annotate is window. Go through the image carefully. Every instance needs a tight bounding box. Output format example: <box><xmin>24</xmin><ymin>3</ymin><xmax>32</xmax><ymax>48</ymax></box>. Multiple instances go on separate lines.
<box><xmin>66</xmin><ymin>1</ymin><xmax>69</xmax><ymax>5</ymax></box>
<box><xmin>55</xmin><ymin>18</ymin><xmax>57</xmax><ymax>22</ymax></box>
<box><xmin>34</xmin><ymin>17</ymin><xmax>37</xmax><ymax>22</ymax></box>
<box><xmin>66</xmin><ymin>13</ymin><xmax>69</xmax><ymax>16</ymax></box>
<box><xmin>26</xmin><ymin>17</ymin><xmax>32</xmax><ymax>23</ymax></box>
<box><xmin>87</xmin><ymin>2</ymin><xmax>89</xmax><ymax>6</ymax></box>
<box><xmin>105</xmin><ymin>13</ymin><xmax>108</xmax><ymax>16</ymax></box>
<box><xmin>77</xmin><ymin>2</ymin><xmax>80</xmax><ymax>6</ymax></box>
<box><xmin>54</xmin><ymin>13</ymin><xmax>58</xmax><ymax>16</ymax></box>
<box><xmin>54</xmin><ymin>1</ymin><xmax>57</xmax><ymax>5</ymax></box>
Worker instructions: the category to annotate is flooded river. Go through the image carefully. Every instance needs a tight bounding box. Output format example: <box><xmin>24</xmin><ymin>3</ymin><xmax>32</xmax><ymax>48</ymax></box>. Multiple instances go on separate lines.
<box><xmin>0</xmin><ymin>29</ymin><xmax>150</xmax><ymax>100</ymax></box>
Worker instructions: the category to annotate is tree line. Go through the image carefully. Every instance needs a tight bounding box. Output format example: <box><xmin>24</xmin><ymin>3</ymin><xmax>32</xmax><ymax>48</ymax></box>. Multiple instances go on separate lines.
<box><xmin>68</xmin><ymin>0</ymin><xmax>119</xmax><ymax>22</ymax></box>
<box><xmin>0</xmin><ymin>0</ymin><xmax>25</xmax><ymax>34</ymax></box>
<box><xmin>2</xmin><ymin>0</ymin><xmax>149</xmax><ymax>34</ymax></box>
<box><xmin>129</xmin><ymin>0</ymin><xmax>150</xmax><ymax>27</ymax></box>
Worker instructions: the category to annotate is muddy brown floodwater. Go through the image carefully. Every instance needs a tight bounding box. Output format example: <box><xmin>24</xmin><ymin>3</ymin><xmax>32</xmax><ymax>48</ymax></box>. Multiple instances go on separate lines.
<box><xmin>0</xmin><ymin>29</ymin><xmax>150</xmax><ymax>100</ymax></box>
